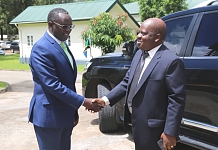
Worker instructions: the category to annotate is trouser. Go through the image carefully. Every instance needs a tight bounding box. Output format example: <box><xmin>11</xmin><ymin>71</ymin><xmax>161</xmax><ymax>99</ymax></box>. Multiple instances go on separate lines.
<box><xmin>34</xmin><ymin>125</ymin><xmax>73</xmax><ymax>150</ymax></box>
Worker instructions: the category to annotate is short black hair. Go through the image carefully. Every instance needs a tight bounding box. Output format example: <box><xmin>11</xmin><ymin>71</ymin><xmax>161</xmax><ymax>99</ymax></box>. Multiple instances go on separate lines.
<box><xmin>47</xmin><ymin>8</ymin><xmax>69</xmax><ymax>22</ymax></box>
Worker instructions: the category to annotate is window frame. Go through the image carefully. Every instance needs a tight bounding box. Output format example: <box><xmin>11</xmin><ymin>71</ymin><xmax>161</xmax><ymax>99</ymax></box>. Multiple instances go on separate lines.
<box><xmin>163</xmin><ymin>14</ymin><xmax>198</xmax><ymax>57</ymax></box>
<box><xmin>27</xmin><ymin>35</ymin><xmax>34</xmax><ymax>46</ymax></box>
<box><xmin>191</xmin><ymin>10</ymin><xmax>218</xmax><ymax>57</ymax></box>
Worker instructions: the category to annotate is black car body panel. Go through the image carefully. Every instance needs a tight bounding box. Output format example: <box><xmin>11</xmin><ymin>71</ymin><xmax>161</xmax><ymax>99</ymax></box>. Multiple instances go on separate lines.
<box><xmin>82</xmin><ymin>4</ymin><xmax>218</xmax><ymax>149</ymax></box>
<box><xmin>10</xmin><ymin>41</ymin><xmax>20</xmax><ymax>53</ymax></box>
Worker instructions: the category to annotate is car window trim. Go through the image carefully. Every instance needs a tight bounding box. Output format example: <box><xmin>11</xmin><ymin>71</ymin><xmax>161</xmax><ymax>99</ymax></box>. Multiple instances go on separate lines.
<box><xmin>163</xmin><ymin>13</ymin><xmax>199</xmax><ymax>58</ymax></box>
<box><xmin>182</xmin><ymin>118</ymin><xmax>218</xmax><ymax>133</ymax></box>
<box><xmin>186</xmin><ymin>10</ymin><xmax>218</xmax><ymax>57</ymax></box>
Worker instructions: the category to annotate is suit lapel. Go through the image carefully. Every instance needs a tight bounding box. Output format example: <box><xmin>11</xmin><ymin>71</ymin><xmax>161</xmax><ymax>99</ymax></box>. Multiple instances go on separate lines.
<box><xmin>45</xmin><ymin>32</ymin><xmax>76</xmax><ymax>73</ymax></box>
<box><xmin>55</xmin><ymin>42</ymin><xmax>72</xmax><ymax>66</ymax></box>
<box><xmin>128</xmin><ymin>50</ymin><xmax>143</xmax><ymax>85</ymax></box>
<box><xmin>135</xmin><ymin>46</ymin><xmax>164</xmax><ymax>94</ymax></box>
<box><xmin>45</xmin><ymin>32</ymin><xmax>68</xmax><ymax>62</ymax></box>
<box><xmin>66</xmin><ymin>45</ymin><xmax>77</xmax><ymax>74</ymax></box>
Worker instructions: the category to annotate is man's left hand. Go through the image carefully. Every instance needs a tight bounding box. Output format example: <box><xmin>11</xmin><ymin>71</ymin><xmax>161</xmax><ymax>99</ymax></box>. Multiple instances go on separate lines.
<box><xmin>160</xmin><ymin>132</ymin><xmax>176</xmax><ymax>150</ymax></box>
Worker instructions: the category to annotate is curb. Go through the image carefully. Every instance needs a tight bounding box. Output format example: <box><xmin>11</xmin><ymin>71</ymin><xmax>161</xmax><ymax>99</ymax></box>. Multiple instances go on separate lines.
<box><xmin>0</xmin><ymin>82</ymin><xmax>10</xmax><ymax>94</ymax></box>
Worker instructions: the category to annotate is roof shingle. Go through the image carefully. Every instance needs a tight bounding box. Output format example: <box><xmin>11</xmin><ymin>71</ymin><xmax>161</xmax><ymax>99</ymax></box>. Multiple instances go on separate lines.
<box><xmin>10</xmin><ymin>0</ymin><xmax>117</xmax><ymax>24</ymax></box>
<box><xmin>123</xmin><ymin>2</ymin><xmax>139</xmax><ymax>15</ymax></box>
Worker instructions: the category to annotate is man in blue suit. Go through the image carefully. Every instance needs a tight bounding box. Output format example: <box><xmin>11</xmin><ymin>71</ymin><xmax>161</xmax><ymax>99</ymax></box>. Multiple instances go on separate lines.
<box><xmin>93</xmin><ymin>18</ymin><xmax>186</xmax><ymax>150</ymax></box>
<box><xmin>28</xmin><ymin>8</ymin><xmax>101</xmax><ymax>150</ymax></box>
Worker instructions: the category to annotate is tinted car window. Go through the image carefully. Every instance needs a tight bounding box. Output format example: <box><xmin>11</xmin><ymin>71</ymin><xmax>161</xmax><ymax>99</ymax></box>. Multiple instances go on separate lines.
<box><xmin>11</xmin><ymin>42</ymin><xmax>18</xmax><ymax>45</ymax></box>
<box><xmin>192</xmin><ymin>12</ymin><xmax>218</xmax><ymax>56</ymax></box>
<box><xmin>164</xmin><ymin>16</ymin><xmax>193</xmax><ymax>55</ymax></box>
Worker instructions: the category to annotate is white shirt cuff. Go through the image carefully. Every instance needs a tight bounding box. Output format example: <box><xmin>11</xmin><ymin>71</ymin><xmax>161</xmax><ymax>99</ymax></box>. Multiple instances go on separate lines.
<box><xmin>101</xmin><ymin>96</ymin><xmax>110</xmax><ymax>105</ymax></box>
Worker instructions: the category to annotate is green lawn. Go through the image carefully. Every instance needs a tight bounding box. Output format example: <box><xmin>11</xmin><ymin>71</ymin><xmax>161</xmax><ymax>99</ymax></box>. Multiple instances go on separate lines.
<box><xmin>0</xmin><ymin>81</ymin><xmax>6</xmax><ymax>89</ymax></box>
<box><xmin>0</xmin><ymin>54</ymin><xmax>85</xmax><ymax>73</ymax></box>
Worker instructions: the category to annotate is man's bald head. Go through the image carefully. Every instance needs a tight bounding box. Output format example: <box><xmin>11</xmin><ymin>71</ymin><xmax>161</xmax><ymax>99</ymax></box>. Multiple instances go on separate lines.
<box><xmin>137</xmin><ymin>18</ymin><xmax>167</xmax><ymax>51</ymax></box>
<box><xmin>142</xmin><ymin>18</ymin><xmax>167</xmax><ymax>41</ymax></box>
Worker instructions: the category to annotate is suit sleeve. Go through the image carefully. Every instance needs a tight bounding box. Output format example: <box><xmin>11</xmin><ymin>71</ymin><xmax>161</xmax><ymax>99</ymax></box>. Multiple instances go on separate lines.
<box><xmin>29</xmin><ymin>44</ymin><xmax>84</xmax><ymax>109</ymax></box>
<box><xmin>107</xmin><ymin>50</ymin><xmax>141</xmax><ymax>106</ymax></box>
<box><xmin>164</xmin><ymin>58</ymin><xmax>186</xmax><ymax>137</ymax></box>
<box><xmin>106</xmin><ymin>69</ymin><xmax>129</xmax><ymax>106</ymax></box>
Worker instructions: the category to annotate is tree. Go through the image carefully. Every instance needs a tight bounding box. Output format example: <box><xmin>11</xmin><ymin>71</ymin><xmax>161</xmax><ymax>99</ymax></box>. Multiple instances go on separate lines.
<box><xmin>118</xmin><ymin>0</ymin><xmax>137</xmax><ymax>4</ymax></box>
<box><xmin>138</xmin><ymin>0</ymin><xmax>188</xmax><ymax>22</ymax></box>
<box><xmin>33</xmin><ymin>0</ymin><xmax>87</xmax><ymax>5</ymax></box>
<box><xmin>0</xmin><ymin>0</ymin><xmax>93</xmax><ymax>40</ymax></box>
<box><xmin>81</xmin><ymin>12</ymin><xmax>135</xmax><ymax>54</ymax></box>
<box><xmin>0</xmin><ymin>0</ymin><xmax>35</xmax><ymax>40</ymax></box>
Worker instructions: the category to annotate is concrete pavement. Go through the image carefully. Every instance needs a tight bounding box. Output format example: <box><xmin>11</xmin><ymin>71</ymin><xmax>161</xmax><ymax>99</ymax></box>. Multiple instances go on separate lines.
<box><xmin>0</xmin><ymin>70</ymin><xmax>134</xmax><ymax>150</ymax></box>
<box><xmin>0</xmin><ymin>70</ymin><xmax>196</xmax><ymax>150</ymax></box>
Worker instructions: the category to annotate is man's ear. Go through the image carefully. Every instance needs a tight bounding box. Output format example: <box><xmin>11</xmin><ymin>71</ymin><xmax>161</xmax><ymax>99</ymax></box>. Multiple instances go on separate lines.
<box><xmin>155</xmin><ymin>33</ymin><xmax>161</xmax><ymax>43</ymax></box>
<box><xmin>48</xmin><ymin>21</ymin><xmax>53</xmax><ymax>27</ymax></box>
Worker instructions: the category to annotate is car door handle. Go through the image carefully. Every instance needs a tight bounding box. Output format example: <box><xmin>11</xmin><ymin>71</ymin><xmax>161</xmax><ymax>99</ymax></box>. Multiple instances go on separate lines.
<box><xmin>124</xmin><ymin>65</ymin><xmax>130</xmax><ymax>69</ymax></box>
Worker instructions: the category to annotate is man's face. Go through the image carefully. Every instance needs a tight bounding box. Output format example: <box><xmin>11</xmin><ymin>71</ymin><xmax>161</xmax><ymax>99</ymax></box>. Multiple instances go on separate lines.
<box><xmin>51</xmin><ymin>13</ymin><xmax>73</xmax><ymax>41</ymax></box>
<box><xmin>137</xmin><ymin>21</ymin><xmax>158</xmax><ymax>51</ymax></box>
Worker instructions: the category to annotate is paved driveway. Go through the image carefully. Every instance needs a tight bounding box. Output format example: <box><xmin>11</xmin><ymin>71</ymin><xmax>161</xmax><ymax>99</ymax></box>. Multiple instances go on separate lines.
<box><xmin>0</xmin><ymin>70</ymin><xmax>197</xmax><ymax>150</ymax></box>
<box><xmin>0</xmin><ymin>70</ymin><xmax>134</xmax><ymax>150</ymax></box>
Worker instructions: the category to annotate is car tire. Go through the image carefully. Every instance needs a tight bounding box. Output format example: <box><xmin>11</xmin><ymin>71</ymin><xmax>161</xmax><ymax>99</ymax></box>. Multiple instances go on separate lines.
<box><xmin>97</xmin><ymin>83</ymin><xmax>119</xmax><ymax>133</ymax></box>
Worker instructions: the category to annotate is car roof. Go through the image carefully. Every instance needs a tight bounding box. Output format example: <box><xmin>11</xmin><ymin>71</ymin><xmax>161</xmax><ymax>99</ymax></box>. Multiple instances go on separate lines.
<box><xmin>12</xmin><ymin>40</ymin><xmax>19</xmax><ymax>42</ymax></box>
<box><xmin>192</xmin><ymin>0</ymin><xmax>218</xmax><ymax>9</ymax></box>
<box><xmin>162</xmin><ymin>4</ymin><xmax>218</xmax><ymax>20</ymax></box>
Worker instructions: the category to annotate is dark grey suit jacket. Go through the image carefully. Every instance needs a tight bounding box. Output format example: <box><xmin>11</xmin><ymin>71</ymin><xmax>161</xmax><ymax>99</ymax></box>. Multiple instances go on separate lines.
<box><xmin>106</xmin><ymin>44</ymin><xmax>186</xmax><ymax>150</ymax></box>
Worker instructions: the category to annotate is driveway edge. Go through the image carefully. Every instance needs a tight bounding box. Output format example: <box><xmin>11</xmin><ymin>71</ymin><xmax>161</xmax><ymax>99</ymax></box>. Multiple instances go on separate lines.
<box><xmin>0</xmin><ymin>82</ymin><xmax>10</xmax><ymax>93</ymax></box>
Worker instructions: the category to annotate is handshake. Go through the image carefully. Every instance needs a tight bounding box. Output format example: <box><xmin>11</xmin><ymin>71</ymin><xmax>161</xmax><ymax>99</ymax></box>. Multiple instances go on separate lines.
<box><xmin>83</xmin><ymin>98</ymin><xmax>106</xmax><ymax>112</ymax></box>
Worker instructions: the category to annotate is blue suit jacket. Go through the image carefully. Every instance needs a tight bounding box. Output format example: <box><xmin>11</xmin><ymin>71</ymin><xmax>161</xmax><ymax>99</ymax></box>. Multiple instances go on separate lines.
<box><xmin>106</xmin><ymin>44</ymin><xmax>186</xmax><ymax>149</ymax></box>
<box><xmin>28</xmin><ymin>32</ymin><xmax>84</xmax><ymax>128</ymax></box>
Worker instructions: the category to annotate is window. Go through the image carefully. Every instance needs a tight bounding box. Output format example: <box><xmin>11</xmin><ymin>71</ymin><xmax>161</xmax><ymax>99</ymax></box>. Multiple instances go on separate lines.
<box><xmin>27</xmin><ymin>35</ymin><xmax>33</xmax><ymax>46</ymax></box>
<box><xmin>67</xmin><ymin>36</ymin><xmax>71</xmax><ymax>46</ymax></box>
<box><xmin>192</xmin><ymin>12</ymin><xmax>218</xmax><ymax>56</ymax></box>
<box><xmin>164</xmin><ymin>16</ymin><xmax>193</xmax><ymax>55</ymax></box>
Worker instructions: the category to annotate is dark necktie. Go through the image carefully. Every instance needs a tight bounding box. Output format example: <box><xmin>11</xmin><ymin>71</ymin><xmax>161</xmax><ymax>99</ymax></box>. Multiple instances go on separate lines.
<box><xmin>127</xmin><ymin>51</ymin><xmax>149</xmax><ymax>109</ymax></box>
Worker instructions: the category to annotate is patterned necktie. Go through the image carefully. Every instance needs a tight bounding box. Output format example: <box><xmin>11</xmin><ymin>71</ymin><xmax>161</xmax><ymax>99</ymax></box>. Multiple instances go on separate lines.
<box><xmin>127</xmin><ymin>51</ymin><xmax>149</xmax><ymax>107</ymax></box>
<box><xmin>60</xmin><ymin>42</ymin><xmax>74</xmax><ymax>70</ymax></box>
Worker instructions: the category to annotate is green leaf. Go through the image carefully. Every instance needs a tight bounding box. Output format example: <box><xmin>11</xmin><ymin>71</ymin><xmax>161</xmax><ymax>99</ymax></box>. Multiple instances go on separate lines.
<box><xmin>81</xmin><ymin>12</ymin><xmax>134</xmax><ymax>54</ymax></box>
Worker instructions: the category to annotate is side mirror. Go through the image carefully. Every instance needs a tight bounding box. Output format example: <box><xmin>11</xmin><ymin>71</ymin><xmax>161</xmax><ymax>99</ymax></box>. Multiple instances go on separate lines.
<box><xmin>126</xmin><ymin>41</ymin><xmax>134</xmax><ymax>57</ymax></box>
<box><xmin>122</xmin><ymin>40</ymin><xmax>139</xmax><ymax>57</ymax></box>
<box><xmin>122</xmin><ymin>42</ymin><xmax>128</xmax><ymax>55</ymax></box>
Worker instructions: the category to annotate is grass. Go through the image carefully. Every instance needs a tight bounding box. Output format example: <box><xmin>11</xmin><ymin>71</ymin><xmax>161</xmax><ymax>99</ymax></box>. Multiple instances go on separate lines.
<box><xmin>0</xmin><ymin>81</ymin><xmax>7</xmax><ymax>89</ymax></box>
<box><xmin>0</xmin><ymin>54</ymin><xmax>85</xmax><ymax>73</ymax></box>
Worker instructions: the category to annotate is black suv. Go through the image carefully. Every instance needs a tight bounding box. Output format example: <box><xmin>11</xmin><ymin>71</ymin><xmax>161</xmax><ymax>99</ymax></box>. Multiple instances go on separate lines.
<box><xmin>10</xmin><ymin>41</ymin><xmax>20</xmax><ymax>53</ymax></box>
<box><xmin>82</xmin><ymin>4</ymin><xmax>218</xmax><ymax>149</ymax></box>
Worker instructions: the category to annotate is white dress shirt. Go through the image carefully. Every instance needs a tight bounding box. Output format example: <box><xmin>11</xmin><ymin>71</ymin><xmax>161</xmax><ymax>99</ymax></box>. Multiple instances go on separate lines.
<box><xmin>102</xmin><ymin>44</ymin><xmax>162</xmax><ymax>106</ymax></box>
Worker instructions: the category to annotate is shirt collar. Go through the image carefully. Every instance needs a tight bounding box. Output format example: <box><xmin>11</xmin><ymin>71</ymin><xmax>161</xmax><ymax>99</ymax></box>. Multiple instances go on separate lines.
<box><xmin>47</xmin><ymin>31</ymin><xmax>62</xmax><ymax>45</ymax></box>
<box><xmin>147</xmin><ymin>44</ymin><xmax>162</xmax><ymax>58</ymax></box>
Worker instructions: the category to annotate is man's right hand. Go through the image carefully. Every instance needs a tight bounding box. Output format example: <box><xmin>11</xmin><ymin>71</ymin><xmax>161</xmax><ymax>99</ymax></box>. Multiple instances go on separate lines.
<box><xmin>92</xmin><ymin>98</ymin><xmax>106</xmax><ymax>107</ymax></box>
<box><xmin>83</xmin><ymin>98</ymin><xmax>103</xmax><ymax>112</ymax></box>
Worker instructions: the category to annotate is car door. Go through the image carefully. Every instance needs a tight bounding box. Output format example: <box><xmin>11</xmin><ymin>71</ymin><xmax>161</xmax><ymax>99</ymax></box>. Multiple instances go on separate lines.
<box><xmin>181</xmin><ymin>10</ymin><xmax>218</xmax><ymax>146</ymax></box>
<box><xmin>163</xmin><ymin>8</ymin><xmax>218</xmax><ymax>149</ymax></box>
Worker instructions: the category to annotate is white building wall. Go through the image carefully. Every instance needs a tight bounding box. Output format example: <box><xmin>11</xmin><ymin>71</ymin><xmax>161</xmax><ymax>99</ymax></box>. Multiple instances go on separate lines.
<box><xmin>17</xmin><ymin>22</ymin><xmax>101</xmax><ymax>63</ymax></box>
<box><xmin>18</xmin><ymin>23</ymin><xmax>47</xmax><ymax>62</ymax></box>
<box><xmin>17</xmin><ymin>4</ymin><xmax>139</xmax><ymax>64</ymax></box>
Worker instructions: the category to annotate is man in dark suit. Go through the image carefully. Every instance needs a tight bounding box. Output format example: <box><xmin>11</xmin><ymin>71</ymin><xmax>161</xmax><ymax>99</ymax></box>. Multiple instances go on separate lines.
<box><xmin>28</xmin><ymin>8</ymin><xmax>101</xmax><ymax>150</ymax></box>
<box><xmin>93</xmin><ymin>18</ymin><xmax>186</xmax><ymax>150</ymax></box>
